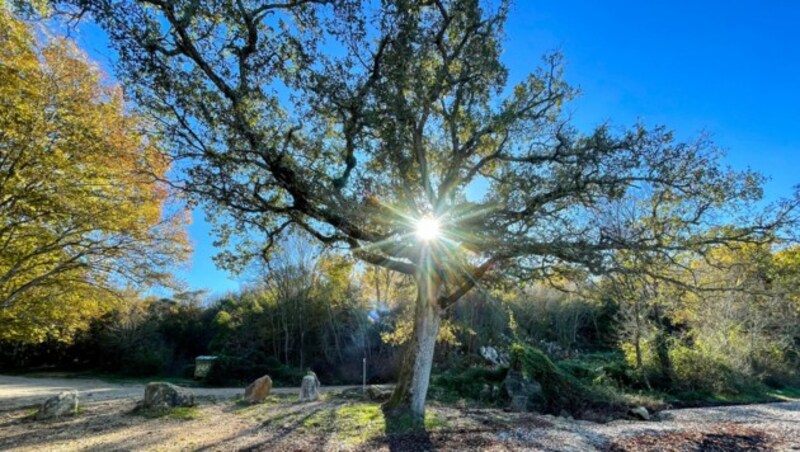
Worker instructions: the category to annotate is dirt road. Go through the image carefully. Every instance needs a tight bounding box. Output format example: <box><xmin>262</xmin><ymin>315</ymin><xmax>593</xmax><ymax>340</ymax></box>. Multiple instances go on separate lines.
<box><xmin>0</xmin><ymin>374</ymin><xmax>353</xmax><ymax>410</ymax></box>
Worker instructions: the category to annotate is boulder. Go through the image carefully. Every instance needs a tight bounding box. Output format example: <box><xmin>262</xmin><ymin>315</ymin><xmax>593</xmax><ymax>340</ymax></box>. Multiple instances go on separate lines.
<box><xmin>364</xmin><ymin>385</ymin><xmax>391</xmax><ymax>402</ymax></box>
<box><xmin>480</xmin><ymin>346</ymin><xmax>509</xmax><ymax>366</ymax></box>
<box><xmin>143</xmin><ymin>382</ymin><xmax>195</xmax><ymax>409</ymax></box>
<box><xmin>244</xmin><ymin>375</ymin><xmax>273</xmax><ymax>404</ymax></box>
<box><xmin>36</xmin><ymin>390</ymin><xmax>78</xmax><ymax>420</ymax></box>
<box><xmin>298</xmin><ymin>371</ymin><xmax>321</xmax><ymax>402</ymax></box>
<box><xmin>479</xmin><ymin>384</ymin><xmax>492</xmax><ymax>401</ymax></box>
<box><xmin>628</xmin><ymin>406</ymin><xmax>650</xmax><ymax>421</ymax></box>
<box><xmin>509</xmin><ymin>395</ymin><xmax>528</xmax><ymax>412</ymax></box>
<box><xmin>503</xmin><ymin>369</ymin><xmax>543</xmax><ymax>412</ymax></box>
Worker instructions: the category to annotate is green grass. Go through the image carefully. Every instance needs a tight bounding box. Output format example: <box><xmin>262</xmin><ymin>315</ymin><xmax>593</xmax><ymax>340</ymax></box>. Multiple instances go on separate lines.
<box><xmin>233</xmin><ymin>393</ymin><xmax>295</xmax><ymax>417</ymax></box>
<box><xmin>166</xmin><ymin>406</ymin><xmax>202</xmax><ymax>420</ymax></box>
<box><xmin>328</xmin><ymin>403</ymin><xmax>385</xmax><ymax>446</ymax></box>
<box><xmin>296</xmin><ymin>403</ymin><xmax>384</xmax><ymax>446</ymax></box>
<box><xmin>297</xmin><ymin>402</ymin><xmax>450</xmax><ymax>447</ymax></box>
<box><xmin>423</xmin><ymin>410</ymin><xmax>450</xmax><ymax>430</ymax></box>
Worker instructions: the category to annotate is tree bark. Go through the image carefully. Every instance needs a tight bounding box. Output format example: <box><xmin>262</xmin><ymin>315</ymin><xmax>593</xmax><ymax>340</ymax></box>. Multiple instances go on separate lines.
<box><xmin>383</xmin><ymin>271</ymin><xmax>441</xmax><ymax>426</ymax></box>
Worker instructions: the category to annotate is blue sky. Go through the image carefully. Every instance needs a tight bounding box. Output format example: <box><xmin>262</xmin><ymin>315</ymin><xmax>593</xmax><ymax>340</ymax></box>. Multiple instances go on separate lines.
<box><xmin>67</xmin><ymin>1</ymin><xmax>800</xmax><ymax>297</ymax></box>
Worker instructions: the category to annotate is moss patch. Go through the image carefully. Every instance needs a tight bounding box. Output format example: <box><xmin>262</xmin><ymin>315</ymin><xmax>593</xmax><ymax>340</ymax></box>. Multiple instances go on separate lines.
<box><xmin>510</xmin><ymin>343</ymin><xmax>626</xmax><ymax>416</ymax></box>
<box><xmin>135</xmin><ymin>405</ymin><xmax>201</xmax><ymax>421</ymax></box>
<box><xmin>295</xmin><ymin>402</ymin><xmax>451</xmax><ymax>447</ymax></box>
<box><xmin>233</xmin><ymin>393</ymin><xmax>294</xmax><ymax>417</ymax></box>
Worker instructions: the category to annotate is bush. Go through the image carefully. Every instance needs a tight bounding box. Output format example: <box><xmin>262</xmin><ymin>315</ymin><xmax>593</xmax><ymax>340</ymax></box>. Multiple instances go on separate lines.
<box><xmin>429</xmin><ymin>366</ymin><xmax>508</xmax><ymax>404</ymax></box>
<box><xmin>667</xmin><ymin>340</ymin><xmax>764</xmax><ymax>396</ymax></box>
<box><xmin>509</xmin><ymin>343</ymin><xmax>625</xmax><ymax>415</ymax></box>
<box><xmin>559</xmin><ymin>352</ymin><xmax>634</xmax><ymax>388</ymax></box>
<box><xmin>205</xmin><ymin>355</ymin><xmax>305</xmax><ymax>387</ymax></box>
<box><xmin>122</xmin><ymin>346</ymin><xmax>171</xmax><ymax>376</ymax></box>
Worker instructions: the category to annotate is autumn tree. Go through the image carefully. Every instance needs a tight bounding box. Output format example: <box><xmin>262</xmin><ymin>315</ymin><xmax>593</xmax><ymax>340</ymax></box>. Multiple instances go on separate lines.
<box><xmin>70</xmin><ymin>0</ymin><xmax>796</xmax><ymax>423</ymax></box>
<box><xmin>0</xmin><ymin>7</ymin><xmax>189</xmax><ymax>343</ymax></box>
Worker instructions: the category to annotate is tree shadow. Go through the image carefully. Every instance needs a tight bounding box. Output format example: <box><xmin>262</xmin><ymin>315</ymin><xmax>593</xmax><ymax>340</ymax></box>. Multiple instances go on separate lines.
<box><xmin>0</xmin><ymin>407</ymin><xmax>135</xmax><ymax>450</ymax></box>
<box><xmin>197</xmin><ymin>399</ymin><xmax>345</xmax><ymax>451</ymax></box>
<box><xmin>769</xmin><ymin>401</ymin><xmax>800</xmax><ymax>412</ymax></box>
<box><xmin>379</xmin><ymin>405</ymin><xmax>435</xmax><ymax>452</ymax></box>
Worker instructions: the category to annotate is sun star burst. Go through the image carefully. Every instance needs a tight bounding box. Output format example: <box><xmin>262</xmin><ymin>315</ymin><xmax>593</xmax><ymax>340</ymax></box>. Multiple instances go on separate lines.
<box><xmin>415</xmin><ymin>216</ymin><xmax>441</xmax><ymax>241</ymax></box>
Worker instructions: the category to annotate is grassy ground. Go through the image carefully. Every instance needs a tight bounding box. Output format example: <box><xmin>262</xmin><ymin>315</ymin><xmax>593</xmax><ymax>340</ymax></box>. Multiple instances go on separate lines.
<box><xmin>230</xmin><ymin>392</ymin><xmax>454</xmax><ymax>447</ymax></box>
<box><xmin>1</xmin><ymin>384</ymin><xmax>797</xmax><ymax>451</ymax></box>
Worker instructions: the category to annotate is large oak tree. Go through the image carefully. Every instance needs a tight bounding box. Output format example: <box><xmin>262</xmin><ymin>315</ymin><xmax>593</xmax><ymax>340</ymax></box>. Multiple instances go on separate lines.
<box><xmin>70</xmin><ymin>0</ymin><xmax>795</xmax><ymax>422</ymax></box>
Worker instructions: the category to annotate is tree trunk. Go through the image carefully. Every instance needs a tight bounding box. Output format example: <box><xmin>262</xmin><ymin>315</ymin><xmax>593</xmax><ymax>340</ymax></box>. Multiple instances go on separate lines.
<box><xmin>652</xmin><ymin>303</ymin><xmax>673</xmax><ymax>385</ymax></box>
<box><xmin>383</xmin><ymin>273</ymin><xmax>441</xmax><ymax>426</ymax></box>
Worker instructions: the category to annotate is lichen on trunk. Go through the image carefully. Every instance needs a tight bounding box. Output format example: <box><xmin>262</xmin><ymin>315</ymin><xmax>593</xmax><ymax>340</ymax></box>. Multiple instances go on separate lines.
<box><xmin>383</xmin><ymin>271</ymin><xmax>442</xmax><ymax>427</ymax></box>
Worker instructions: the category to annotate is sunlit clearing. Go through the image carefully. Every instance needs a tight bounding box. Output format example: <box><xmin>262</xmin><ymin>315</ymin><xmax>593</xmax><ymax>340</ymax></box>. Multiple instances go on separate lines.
<box><xmin>415</xmin><ymin>216</ymin><xmax>441</xmax><ymax>241</ymax></box>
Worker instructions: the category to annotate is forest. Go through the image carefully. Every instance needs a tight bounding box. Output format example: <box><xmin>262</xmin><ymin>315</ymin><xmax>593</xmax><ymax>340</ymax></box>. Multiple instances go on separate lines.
<box><xmin>4</xmin><ymin>236</ymin><xmax>800</xmax><ymax>415</ymax></box>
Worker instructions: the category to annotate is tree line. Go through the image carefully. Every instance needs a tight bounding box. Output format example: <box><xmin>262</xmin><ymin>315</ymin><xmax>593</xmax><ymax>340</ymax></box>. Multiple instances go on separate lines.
<box><xmin>3</xmin><ymin>238</ymin><xmax>798</xmax><ymax>401</ymax></box>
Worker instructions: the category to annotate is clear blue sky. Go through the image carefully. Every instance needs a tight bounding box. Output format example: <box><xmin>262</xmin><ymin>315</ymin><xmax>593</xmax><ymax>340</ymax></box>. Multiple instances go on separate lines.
<box><xmin>67</xmin><ymin>1</ymin><xmax>800</xmax><ymax>297</ymax></box>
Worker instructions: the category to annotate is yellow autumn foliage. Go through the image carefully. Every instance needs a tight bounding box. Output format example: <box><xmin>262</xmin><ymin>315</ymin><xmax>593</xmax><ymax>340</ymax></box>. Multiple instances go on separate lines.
<box><xmin>0</xmin><ymin>7</ymin><xmax>189</xmax><ymax>343</ymax></box>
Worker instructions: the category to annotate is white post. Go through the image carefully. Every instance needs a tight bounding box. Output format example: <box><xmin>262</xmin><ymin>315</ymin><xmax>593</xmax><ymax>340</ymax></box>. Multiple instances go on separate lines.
<box><xmin>362</xmin><ymin>356</ymin><xmax>367</xmax><ymax>392</ymax></box>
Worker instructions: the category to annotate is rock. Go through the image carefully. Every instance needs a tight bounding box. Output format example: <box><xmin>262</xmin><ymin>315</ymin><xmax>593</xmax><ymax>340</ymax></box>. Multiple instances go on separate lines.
<box><xmin>510</xmin><ymin>395</ymin><xmax>528</xmax><ymax>412</ymax></box>
<box><xmin>628</xmin><ymin>406</ymin><xmax>650</xmax><ymax>421</ymax></box>
<box><xmin>364</xmin><ymin>385</ymin><xmax>391</xmax><ymax>402</ymax></box>
<box><xmin>143</xmin><ymin>382</ymin><xmax>195</xmax><ymax>409</ymax></box>
<box><xmin>244</xmin><ymin>375</ymin><xmax>273</xmax><ymax>404</ymax></box>
<box><xmin>480</xmin><ymin>346</ymin><xmax>510</xmax><ymax>367</ymax></box>
<box><xmin>479</xmin><ymin>384</ymin><xmax>492</xmax><ymax>401</ymax></box>
<box><xmin>36</xmin><ymin>390</ymin><xmax>78</xmax><ymax>420</ymax></box>
<box><xmin>298</xmin><ymin>371</ymin><xmax>321</xmax><ymax>402</ymax></box>
<box><xmin>504</xmin><ymin>369</ymin><xmax>543</xmax><ymax>412</ymax></box>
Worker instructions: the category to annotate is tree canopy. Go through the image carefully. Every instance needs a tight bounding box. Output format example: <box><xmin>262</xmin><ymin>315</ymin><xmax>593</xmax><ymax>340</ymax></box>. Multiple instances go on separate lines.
<box><xmin>0</xmin><ymin>6</ymin><xmax>189</xmax><ymax>343</ymax></box>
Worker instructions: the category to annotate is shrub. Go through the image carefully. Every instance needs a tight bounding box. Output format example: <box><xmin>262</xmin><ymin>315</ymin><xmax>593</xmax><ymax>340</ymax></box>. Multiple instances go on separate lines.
<box><xmin>509</xmin><ymin>343</ymin><xmax>625</xmax><ymax>416</ymax></box>
<box><xmin>429</xmin><ymin>366</ymin><xmax>508</xmax><ymax>404</ymax></box>
<box><xmin>122</xmin><ymin>346</ymin><xmax>171</xmax><ymax>376</ymax></box>
<box><xmin>559</xmin><ymin>351</ymin><xmax>634</xmax><ymax>388</ymax></box>
<box><xmin>205</xmin><ymin>355</ymin><xmax>305</xmax><ymax>387</ymax></box>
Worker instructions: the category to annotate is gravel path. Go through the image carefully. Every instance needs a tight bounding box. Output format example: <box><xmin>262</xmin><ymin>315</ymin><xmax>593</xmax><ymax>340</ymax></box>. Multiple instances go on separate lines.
<box><xmin>495</xmin><ymin>401</ymin><xmax>800</xmax><ymax>450</ymax></box>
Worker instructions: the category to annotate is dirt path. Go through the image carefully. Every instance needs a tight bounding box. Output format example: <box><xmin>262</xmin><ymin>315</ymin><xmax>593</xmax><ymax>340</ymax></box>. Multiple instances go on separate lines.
<box><xmin>1</xmin><ymin>374</ymin><xmax>798</xmax><ymax>451</ymax></box>
<box><xmin>0</xmin><ymin>374</ymin><xmax>356</xmax><ymax>410</ymax></box>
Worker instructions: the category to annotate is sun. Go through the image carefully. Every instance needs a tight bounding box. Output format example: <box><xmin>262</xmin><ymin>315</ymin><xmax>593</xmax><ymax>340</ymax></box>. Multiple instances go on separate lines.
<box><xmin>415</xmin><ymin>216</ymin><xmax>441</xmax><ymax>241</ymax></box>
